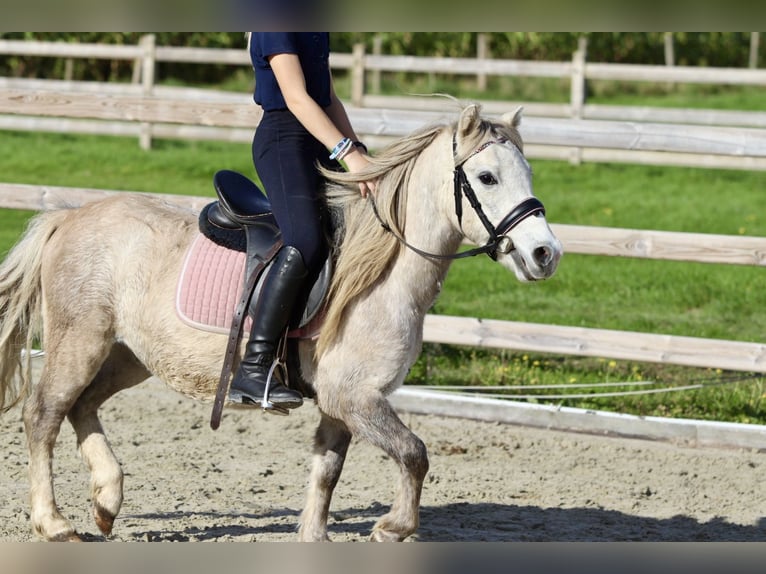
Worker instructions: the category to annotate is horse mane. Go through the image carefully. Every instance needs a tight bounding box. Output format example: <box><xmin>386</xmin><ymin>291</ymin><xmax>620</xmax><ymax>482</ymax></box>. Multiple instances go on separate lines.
<box><xmin>315</xmin><ymin>103</ymin><xmax>524</xmax><ymax>358</ymax></box>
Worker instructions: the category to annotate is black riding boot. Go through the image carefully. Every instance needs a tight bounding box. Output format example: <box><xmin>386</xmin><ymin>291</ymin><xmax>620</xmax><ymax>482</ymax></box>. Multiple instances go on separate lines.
<box><xmin>228</xmin><ymin>246</ymin><xmax>307</xmax><ymax>411</ymax></box>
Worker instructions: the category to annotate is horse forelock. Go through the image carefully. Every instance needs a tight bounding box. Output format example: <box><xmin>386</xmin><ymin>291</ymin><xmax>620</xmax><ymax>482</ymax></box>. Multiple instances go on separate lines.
<box><xmin>453</xmin><ymin>117</ymin><xmax>524</xmax><ymax>167</ymax></box>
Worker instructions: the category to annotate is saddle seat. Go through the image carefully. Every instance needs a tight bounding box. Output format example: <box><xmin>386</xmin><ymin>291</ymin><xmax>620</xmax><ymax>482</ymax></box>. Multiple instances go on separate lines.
<box><xmin>207</xmin><ymin>169</ymin><xmax>277</xmax><ymax>231</ymax></box>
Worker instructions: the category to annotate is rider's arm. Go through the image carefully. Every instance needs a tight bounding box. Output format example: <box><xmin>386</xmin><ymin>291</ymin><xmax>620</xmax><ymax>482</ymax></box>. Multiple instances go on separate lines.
<box><xmin>270</xmin><ymin>53</ymin><xmax>364</xmax><ymax>166</ymax></box>
<box><xmin>269</xmin><ymin>53</ymin><xmax>374</xmax><ymax>195</ymax></box>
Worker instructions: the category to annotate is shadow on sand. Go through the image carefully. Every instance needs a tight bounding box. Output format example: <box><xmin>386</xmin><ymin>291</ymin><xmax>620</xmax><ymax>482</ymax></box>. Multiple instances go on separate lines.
<box><xmin>98</xmin><ymin>501</ymin><xmax>765</xmax><ymax>542</ymax></box>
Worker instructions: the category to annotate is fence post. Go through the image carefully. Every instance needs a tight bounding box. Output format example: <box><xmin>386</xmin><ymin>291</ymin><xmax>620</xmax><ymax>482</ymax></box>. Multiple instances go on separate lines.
<box><xmin>351</xmin><ymin>42</ymin><xmax>365</xmax><ymax>107</ymax></box>
<box><xmin>663</xmin><ymin>32</ymin><xmax>675</xmax><ymax>66</ymax></box>
<box><xmin>570</xmin><ymin>36</ymin><xmax>587</xmax><ymax>119</ymax></box>
<box><xmin>139</xmin><ymin>34</ymin><xmax>156</xmax><ymax>150</ymax></box>
<box><xmin>371</xmin><ymin>35</ymin><xmax>382</xmax><ymax>94</ymax></box>
<box><xmin>750</xmin><ymin>32</ymin><xmax>760</xmax><ymax>68</ymax></box>
<box><xmin>569</xmin><ymin>36</ymin><xmax>587</xmax><ymax>165</ymax></box>
<box><xmin>477</xmin><ymin>33</ymin><xmax>489</xmax><ymax>91</ymax></box>
<box><xmin>664</xmin><ymin>32</ymin><xmax>676</xmax><ymax>90</ymax></box>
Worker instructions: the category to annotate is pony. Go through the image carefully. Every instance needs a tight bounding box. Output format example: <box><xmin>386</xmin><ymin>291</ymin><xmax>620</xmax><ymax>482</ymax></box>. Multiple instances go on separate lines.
<box><xmin>0</xmin><ymin>104</ymin><xmax>561</xmax><ymax>541</ymax></box>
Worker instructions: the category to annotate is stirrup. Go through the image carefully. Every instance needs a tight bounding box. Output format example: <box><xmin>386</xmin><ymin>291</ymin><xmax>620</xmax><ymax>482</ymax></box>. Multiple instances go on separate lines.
<box><xmin>260</xmin><ymin>359</ymin><xmax>290</xmax><ymax>416</ymax></box>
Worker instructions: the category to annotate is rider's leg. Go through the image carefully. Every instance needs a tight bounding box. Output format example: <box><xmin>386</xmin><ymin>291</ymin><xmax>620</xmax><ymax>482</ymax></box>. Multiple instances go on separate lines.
<box><xmin>229</xmin><ymin>110</ymin><xmax>328</xmax><ymax>410</ymax></box>
<box><xmin>228</xmin><ymin>244</ymin><xmax>307</xmax><ymax>409</ymax></box>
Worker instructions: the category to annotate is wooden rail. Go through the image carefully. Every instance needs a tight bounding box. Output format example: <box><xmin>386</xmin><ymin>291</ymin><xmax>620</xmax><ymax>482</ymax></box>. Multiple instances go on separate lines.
<box><xmin>3</xmin><ymin>182</ymin><xmax>765</xmax><ymax>267</ymax></box>
<box><xmin>2</xmin><ymin>89</ymin><xmax>766</xmax><ymax>173</ymax></box>
<box><xmin>423</xmin><ymin>315</ymin><xmax>766</xmax><ymax>374</ymax></box>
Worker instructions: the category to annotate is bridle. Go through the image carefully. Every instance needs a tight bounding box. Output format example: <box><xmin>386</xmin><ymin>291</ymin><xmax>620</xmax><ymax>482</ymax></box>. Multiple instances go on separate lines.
<box><xmin>370</xmin><ymin>132</ymin><xmax>546</xmax><ymax>262</ymax></box>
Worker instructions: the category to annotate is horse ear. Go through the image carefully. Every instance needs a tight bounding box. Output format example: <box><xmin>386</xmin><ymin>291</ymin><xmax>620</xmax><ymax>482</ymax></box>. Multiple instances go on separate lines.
<box><xmin>502</xmin><ymin>106</ymin><xmax>524</xmax><ymax>129</ymax></box>
<box><xmin>457</xmin><ymin>104</ymin><xmax>482</xmax><ymax>138</ymax></box>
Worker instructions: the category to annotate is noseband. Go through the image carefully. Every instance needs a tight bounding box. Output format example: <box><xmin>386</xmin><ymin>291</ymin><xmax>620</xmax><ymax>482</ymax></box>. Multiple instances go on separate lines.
<box><xmin>370</xmin><ymin>132</ymin><xmax>546</xmax><ymax>262</ymax></box>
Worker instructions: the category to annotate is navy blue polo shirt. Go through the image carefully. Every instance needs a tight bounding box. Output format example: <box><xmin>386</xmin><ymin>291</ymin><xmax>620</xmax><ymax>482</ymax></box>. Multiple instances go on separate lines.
<box><xmin>250</xmin><ymin>32</ymin><xmax>331</xmax><ymax>111</ymax></box>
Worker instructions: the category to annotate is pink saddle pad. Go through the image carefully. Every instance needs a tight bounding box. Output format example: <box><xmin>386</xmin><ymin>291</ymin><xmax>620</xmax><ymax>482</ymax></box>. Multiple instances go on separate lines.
<box><xmin>176</xmin><ymin>234</ymin><xmax>323</xmax><ymax>339</ymax></box>
<box><xmin>176</xmin><ymin>234</ymin><xmax>251</xmax><ymax>335</ymax></box>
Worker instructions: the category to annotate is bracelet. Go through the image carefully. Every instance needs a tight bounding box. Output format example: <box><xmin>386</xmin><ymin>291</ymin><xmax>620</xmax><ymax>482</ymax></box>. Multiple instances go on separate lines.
<box><xmin>329</xmin><ymin>137</ymin><xmax>353</xmax><ymax>160</ymax></box>
<box><xmin>353</xmin><ymin>141</ymin><xmax>368</xmax><ymax>153</ymax></box>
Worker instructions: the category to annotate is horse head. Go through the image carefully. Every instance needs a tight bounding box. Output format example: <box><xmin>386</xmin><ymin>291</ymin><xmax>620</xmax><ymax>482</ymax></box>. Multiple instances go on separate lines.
<box><xmin>453</xmin><ymin>104</ymin><xmax>562</xmax><ymax>281</ymax></box>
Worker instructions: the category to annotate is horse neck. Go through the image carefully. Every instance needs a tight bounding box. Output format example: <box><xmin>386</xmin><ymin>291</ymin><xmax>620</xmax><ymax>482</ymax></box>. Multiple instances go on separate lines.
<box><xmin>387</xmin><ymin>131</ymin><xmax>463</xmax><ymax>312</ymax></box>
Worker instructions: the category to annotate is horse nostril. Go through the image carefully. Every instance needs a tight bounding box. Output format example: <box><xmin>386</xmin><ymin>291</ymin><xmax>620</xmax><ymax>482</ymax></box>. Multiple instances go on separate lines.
<box><xmin>533</xmin><ymin>246</ymin><xmax>552</xmax><ymax>267</ymax></box>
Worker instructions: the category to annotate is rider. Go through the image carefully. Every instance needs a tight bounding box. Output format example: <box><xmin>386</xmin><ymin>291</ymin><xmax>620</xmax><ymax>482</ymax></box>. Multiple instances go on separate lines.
<box><xmin>227</xmin><ymin>32</ymin><xmax>375</xmax><ymax>410</ymax></box>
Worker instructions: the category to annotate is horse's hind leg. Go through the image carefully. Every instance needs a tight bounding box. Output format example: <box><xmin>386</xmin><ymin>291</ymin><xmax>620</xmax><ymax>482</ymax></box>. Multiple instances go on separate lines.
<box><xmin>23</xmin><ymin>334</ymin><xmax>113</xmax><ymax>541</ymax></box>
<box><xmin>66</xmin><ymin>343</ymin><xmax>150</xmax><ymax>537</ymax></box>
<box><xmin>298</xmin><ymin>413</ymin><xmax>352</xmax><ymax>541</ymax></box>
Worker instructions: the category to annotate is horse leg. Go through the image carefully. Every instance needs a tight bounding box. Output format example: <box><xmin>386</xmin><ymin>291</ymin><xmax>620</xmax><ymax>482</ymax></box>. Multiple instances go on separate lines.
<box><xmin>23</xmin><ymin>338</ymin><xmax>113</xmax><ymax>541</ymax></box>
<box><xmin>359</xmin><ymin>397</ymin><xmax>429</xmax><ymax>542</ymax></box>
<box><xmin>332</xmin><ymin>392</ymin><xmax>429</xmax><ymax>542</ymax></box>
<box><xmin>66</xmin><ymin>343</ymin><xmax>150</xmax><ymax>537</ymax></box>
<box><xmin>298</xmin><ymin>413</ymin><xmax>352</xmax><ymax>541</ymax></box>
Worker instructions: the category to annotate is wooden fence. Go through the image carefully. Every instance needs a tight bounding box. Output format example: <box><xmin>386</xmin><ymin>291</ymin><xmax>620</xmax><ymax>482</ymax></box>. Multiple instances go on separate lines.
<box><xmin>2</xmin><ymin>36</ymin><xmax>766</xmax><ymax>170</ymax></box>
<box><xmin>1</xmin><ymin>37</ymin><xmax>765</xmax><ymax>376</ymax></box>
<box><xmin>1</xmin><ymin>181</ymin><xmax>765</xmax><ymax>376</ymax></box>
<box><xmin>2</xmin><ymin>88</ymin><xmax>766</xmax><ymax>172</ymax></box>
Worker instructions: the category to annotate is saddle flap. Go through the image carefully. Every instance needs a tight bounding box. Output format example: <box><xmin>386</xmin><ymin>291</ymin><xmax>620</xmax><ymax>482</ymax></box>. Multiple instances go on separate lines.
<box><xmin>298</xmin><ymin>255</ymin><xmax>332</xmax><ymax>329</ymax></box>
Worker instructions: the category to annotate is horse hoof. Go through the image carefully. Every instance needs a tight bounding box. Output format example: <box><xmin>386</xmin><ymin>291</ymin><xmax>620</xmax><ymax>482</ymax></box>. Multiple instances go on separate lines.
<box><xmin>94</xmin><ymin>507</ymin><xmax>115</xmax><ymax>536</ymax></box>
<box><xmin>370</xmin><ymin>528</ymin><xmax>405</xmax><ymax>542</ymax></box>
<box><xmin>49</xmin><ymin>530</ymin><xmax>83</xmax><ymax>542</ymax></box>
<box><xmin>297</xmin><ymin>529</ymin><xmax>331</xmax><ymax>542</ymax></box>
<box><xmin>93</xmin><ymin>504</ymin><xmax>115</xmax><ymax>536</ymax></box>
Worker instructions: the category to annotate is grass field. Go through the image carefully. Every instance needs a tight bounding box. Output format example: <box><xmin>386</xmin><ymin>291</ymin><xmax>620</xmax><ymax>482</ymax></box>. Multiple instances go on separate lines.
<box><xmin>1</xmin><ymin>100</ymin><xmax>765</xmax><ymax>423</ymax></box>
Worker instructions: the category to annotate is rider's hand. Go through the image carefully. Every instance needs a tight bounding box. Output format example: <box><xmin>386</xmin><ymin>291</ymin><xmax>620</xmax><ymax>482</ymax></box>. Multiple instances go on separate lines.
<box><xmin>343</xmin><ymin>149</ymin><xmax>378</xmax><ymax>198</ymax></box>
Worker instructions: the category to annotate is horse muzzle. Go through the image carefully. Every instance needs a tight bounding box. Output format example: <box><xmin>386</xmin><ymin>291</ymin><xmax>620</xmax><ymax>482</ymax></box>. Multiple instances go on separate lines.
<box><xmin>500</xmin><ymin>228</ymin><xmax>562</xmax><ymax>282</ymax></box>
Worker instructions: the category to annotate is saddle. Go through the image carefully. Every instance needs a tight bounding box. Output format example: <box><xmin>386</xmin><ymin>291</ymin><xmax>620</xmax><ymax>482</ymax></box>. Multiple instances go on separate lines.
<box><xmin>202</xmin><ymin>170</ymin><xmax>330</xmax><ymax>427</ymax></box>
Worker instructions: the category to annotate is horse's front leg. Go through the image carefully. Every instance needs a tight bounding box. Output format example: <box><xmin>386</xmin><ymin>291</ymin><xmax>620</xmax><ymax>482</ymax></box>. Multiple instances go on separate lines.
<box><xmin>327</xmin><ymin>388</ymin><xmax>428</xmax><ymax>542</ymax></box>
<box><xmin>298</xmin><ymin>413</ymin><xmax>352</xmax><ymax>541</ymax></box>
<box><xmin>358</xmin><ymin>395</ymin><xmax>429</xmax><ymax>542</ymax></box>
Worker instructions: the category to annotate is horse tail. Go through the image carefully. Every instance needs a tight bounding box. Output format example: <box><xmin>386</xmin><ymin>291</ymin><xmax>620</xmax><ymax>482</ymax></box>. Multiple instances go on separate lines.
<box><xmin>0</xmin><ymin>208</ymin><xmax>69</xmax><ymax>413</ymax></box>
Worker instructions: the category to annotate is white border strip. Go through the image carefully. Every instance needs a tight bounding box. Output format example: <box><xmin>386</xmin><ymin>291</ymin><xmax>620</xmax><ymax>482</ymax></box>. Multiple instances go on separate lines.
<box><xmin>390</xmin><ymin>387</ymin><xmax>766</xmax><ymax>451</ymax></box>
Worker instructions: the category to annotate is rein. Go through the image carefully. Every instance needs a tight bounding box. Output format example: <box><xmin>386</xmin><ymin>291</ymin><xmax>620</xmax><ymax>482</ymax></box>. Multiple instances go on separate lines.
<box><xmin>370</xmin><ymin>132</ymin><xmax>545</xmax><ymax>262</ymax></box>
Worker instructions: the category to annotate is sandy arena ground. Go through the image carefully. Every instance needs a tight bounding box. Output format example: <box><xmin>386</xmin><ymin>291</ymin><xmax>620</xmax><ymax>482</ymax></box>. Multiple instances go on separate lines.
<box><xmin>1</xmin><ymin>373</ymin><xmax>765</xmax><ymax>542</ymax></box>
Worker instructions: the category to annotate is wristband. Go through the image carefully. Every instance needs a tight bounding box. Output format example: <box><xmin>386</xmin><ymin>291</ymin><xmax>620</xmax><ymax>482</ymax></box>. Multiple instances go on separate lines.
<box><xmin>353</xmin><ymin>141</ymin><xmax>368</xmax><ymax>154</ymax></box>
<box><xmin>329</xmin><ymin>137</ymin><xmax>353</xmax><ymax>160</ymax></box>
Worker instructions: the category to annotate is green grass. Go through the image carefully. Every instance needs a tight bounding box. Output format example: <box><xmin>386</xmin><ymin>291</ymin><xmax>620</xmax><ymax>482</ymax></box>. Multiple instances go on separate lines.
<box><xmin>1</xmin><ymin>99</ymin><xmax>766</xmax><ymax>423</ymax></box>
<box><xmin>0</xmin><ymin>131</ymin><xmax>257</xmax><ymax>259</ymax></box>
<box><xmin>0</xmin><ymin>131</ymin><xmax>256</xmax><ymax>196</ymax></box>
<box><xmin>436</xmin><ymin>255</ymin><xmax>766</xmax><ymax>342</ymax></box>
<box><xmin>587</xmin><ymin>82</ymin><xmax>766</xmax><ymax>111</ymax></box>
<box><xmin>408</xmin><ymin>347</ymin><xmax>766</xmax><ymax>425</ymax></box>
<box><xmin>333</xmin><ymin>72</ymin><xmax>766</xmax><ymax>111</ymax></box>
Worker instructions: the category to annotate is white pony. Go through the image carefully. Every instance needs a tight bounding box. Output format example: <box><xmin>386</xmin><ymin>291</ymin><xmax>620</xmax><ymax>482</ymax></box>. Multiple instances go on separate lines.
<box><xmin>0</xmin><ymin>104</ymin><xmax>561</xmax><ymax>541</ymax></box>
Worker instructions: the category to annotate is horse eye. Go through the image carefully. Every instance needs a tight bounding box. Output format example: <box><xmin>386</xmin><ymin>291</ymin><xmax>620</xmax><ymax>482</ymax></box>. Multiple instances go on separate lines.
<box><xmin>478</xmin><ymin>172</ymin><xmax>497</xmax><ymax>186</ymax></box>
